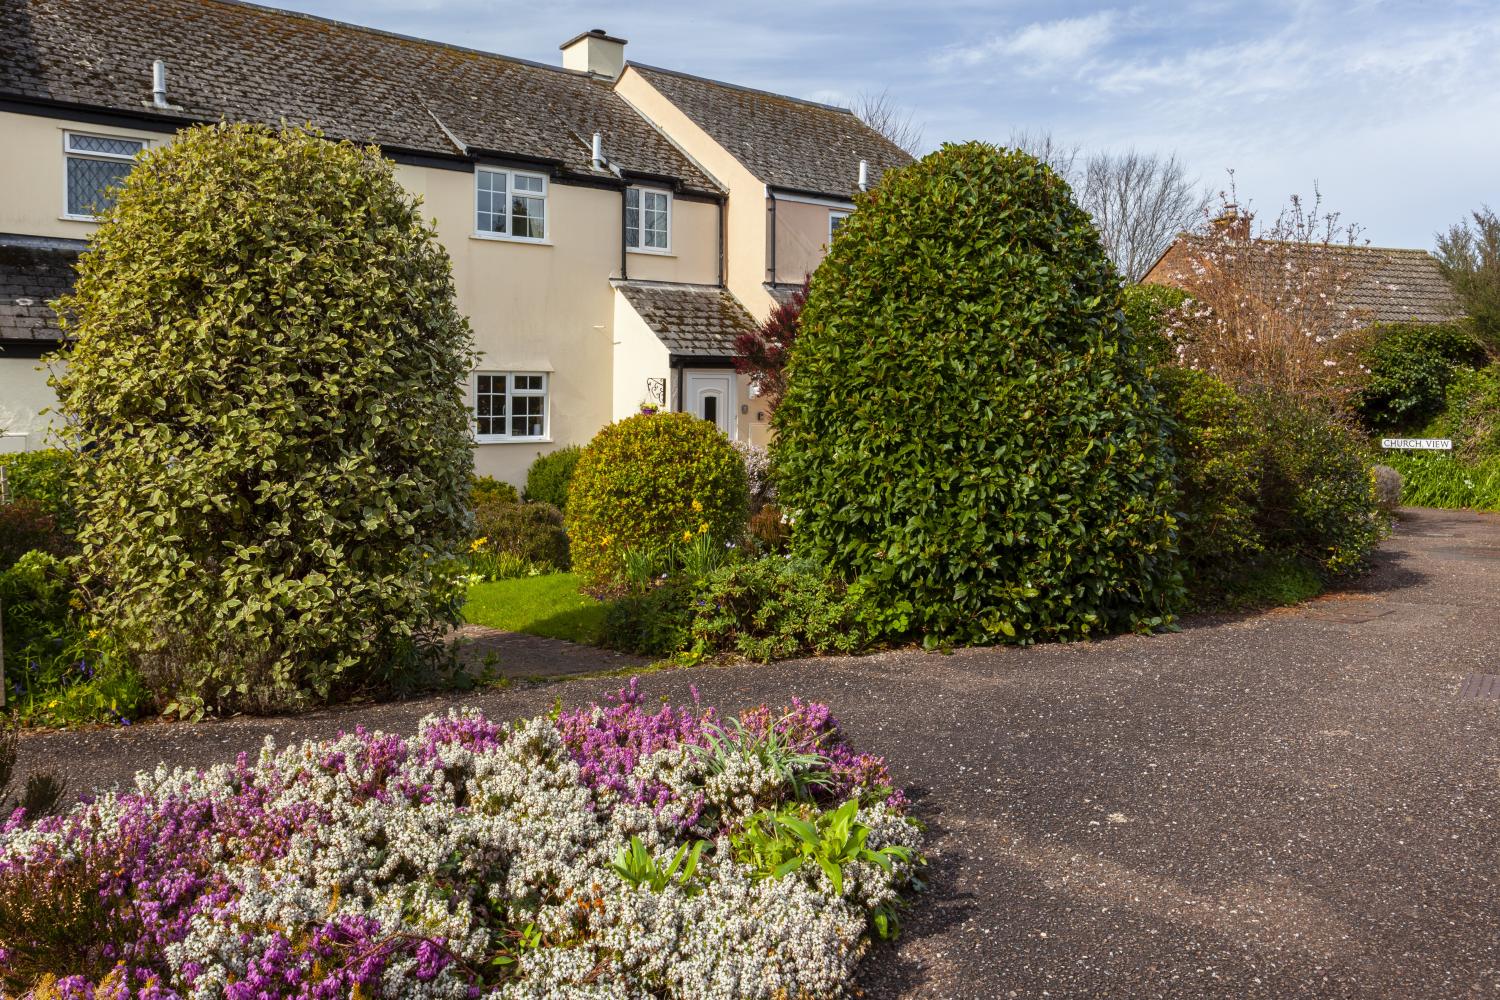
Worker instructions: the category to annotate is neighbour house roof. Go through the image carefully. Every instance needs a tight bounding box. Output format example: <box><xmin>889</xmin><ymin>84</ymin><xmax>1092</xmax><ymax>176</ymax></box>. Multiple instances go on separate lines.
<box><xmin>629</xmin><ymin>64</ymin><xmax>914</xmax><ymax>199</ymax></box>
<box><xmin>0</xmin><ymin>235</ymin><xmax>81</xmax><ymax>345</ymax></box>
<box><xmin>0</xmin><ymin>0</ymin><xmax>721</xmax><ymax>193</ymax></box>
<box><xmin>614</xmin><ymin>281</ymin><xmax>758</xmax><ymax>359</ymax></box>
<box><xmin>1147</xmin><ymin>236</ymin><xmax>1463</xmax><ymax>327</ymax></box>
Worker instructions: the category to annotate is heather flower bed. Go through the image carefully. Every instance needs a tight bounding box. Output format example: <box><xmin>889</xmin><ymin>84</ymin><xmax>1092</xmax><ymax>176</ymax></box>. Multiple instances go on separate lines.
<box><xmin>0</xmin><ymin>681</ymin><xmax>922</xmax><ymax>999</ymax></box>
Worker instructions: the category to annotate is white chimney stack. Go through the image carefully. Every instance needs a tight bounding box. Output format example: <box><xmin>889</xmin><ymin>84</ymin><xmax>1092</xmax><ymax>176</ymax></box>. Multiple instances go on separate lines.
<box><xmin>858</xmin><ymin>159</ymin><xmax>869</xmax><ymax>192</ymax></box>
<box><xmin>560</xmin><ymin>29</ymin><xmax>627</xmax><ymax>79</ymax></box>
<box><xmin>151</xmin><ymin>59</ymin><xmax>169</xmax><ymax>108</ymax></box>
<box><xmin>591</xmin><ymin>132</ymin><xmax>604</xmax><ymax>170</ymax></box>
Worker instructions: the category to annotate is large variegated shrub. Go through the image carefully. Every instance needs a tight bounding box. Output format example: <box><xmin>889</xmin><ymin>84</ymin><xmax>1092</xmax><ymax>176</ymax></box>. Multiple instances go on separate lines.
<box><xmin>774</xmin><ymin>142</ymin><xmax>1181</xmax><ymax>644</ymax></box>
<box><xmin>51</xmin><ymin>123</ymin><xmax>475</xmax><ymax>713</ymax></box>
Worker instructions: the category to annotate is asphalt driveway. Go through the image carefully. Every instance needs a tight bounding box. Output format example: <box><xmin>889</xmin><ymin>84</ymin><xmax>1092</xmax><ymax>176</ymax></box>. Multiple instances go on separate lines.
<box><xmin>12</xmin><ymin>507</ymin><xmax>1500</xmax><ymax>998</ymax></box>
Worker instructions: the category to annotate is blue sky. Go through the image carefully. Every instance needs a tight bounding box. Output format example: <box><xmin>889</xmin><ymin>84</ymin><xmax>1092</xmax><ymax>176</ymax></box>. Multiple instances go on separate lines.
<box><xmin>283</xmin><ymin>0</ymin><xmax>1498</xmax><ymax>250</ymax></box>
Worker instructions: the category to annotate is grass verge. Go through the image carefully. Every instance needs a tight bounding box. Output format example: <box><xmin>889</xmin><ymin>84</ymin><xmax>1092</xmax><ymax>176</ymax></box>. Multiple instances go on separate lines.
<box><xmin>462</xmin><ymin>572</ymin><xmax>609</xmax><ymax>645</ymax></box>
<box><xmin>1383</xmin><ymin>452</ymin><xmax>1500</xmax><ymax>512</ymax></box>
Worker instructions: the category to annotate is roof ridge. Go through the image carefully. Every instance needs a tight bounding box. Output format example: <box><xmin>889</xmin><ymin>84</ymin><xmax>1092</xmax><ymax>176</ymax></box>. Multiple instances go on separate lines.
<box><xmin>612</xmin><ymin>278</ymin><xmax>729</xmax><ymax>292</ymax></box>
<box><xmin>179</xmin><ymin>0</ymin><xmax>594</xmax><ymax>80</ymax></box>
<box><xmin>628</xmin><ymin>62</ymin><xmax>855</xmax><ymax>115</ymax></box>
<box><xmin>1179</xmin><ymin>233</ymin><xmax>1436</xmax><ymax>257</ymax></box>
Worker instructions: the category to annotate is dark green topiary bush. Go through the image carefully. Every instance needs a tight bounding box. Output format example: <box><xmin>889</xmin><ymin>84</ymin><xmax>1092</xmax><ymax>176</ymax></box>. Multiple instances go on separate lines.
<box><xmin>567</xmin><ymin>413</ymin><xmax>747</xmax><ymax>591</ymax></box>
<box><xmin>474</xmin><ymin>498</ymin><xmax>569</xmax><ymax>569</ymax></box>
<box><xmin>774</xmin><ymin>142</ymin><xmax>1180</xmax><ymax>644</ymax></box>
<box><xmin>1154</xmin><ymin>367</ymin><xmax>1264</xmax><ymax>586</ymax></box>
<box><xmin>1355</xmin><ymin>321</ymin><xmax>1487</xmax><ymax>432</ymax></box>
<box><xmin>524</xmin><ymin>446</ymin><xmax>582</xmax><ymax>511</ymax></box>
<box><xmin>471</xmin><ymin>474</ymin><xmax>519</xmax><ymax>508</ymax></box>
<box><xmin>51</xmin><ymin>123</ymin><xmax>476</xmax><ymax>714</ymax></box>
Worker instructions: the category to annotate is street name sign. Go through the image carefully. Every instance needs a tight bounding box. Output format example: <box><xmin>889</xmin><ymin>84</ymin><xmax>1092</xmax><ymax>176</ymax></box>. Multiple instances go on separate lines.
<box><xmin>1380</xmin><ymin>438</ymin><xmax>1452</xmax><ymax>451</ymax></box>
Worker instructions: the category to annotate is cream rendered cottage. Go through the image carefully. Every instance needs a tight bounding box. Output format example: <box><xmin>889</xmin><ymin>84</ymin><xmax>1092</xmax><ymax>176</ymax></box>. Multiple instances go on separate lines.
<box><xmin>0</xmin><ymin>0</ymin><xmax>911</xmax><ymax>482</ymax></box>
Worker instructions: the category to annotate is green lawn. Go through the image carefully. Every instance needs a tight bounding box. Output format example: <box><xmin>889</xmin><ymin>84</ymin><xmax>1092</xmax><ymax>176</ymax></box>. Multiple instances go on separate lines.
<box><xmin>462</xmin><ymin>572</ymin><xmax>609</xmax><ymax>645</ymax></box>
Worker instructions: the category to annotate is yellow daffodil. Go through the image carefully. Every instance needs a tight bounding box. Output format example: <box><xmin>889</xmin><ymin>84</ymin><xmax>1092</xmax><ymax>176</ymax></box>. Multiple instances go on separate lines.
<box><xmin>681</xmin><ymin>530</ymin><xmax>692</xmax><ymax>542</ymax></box>
<box><xmin>691</xmin><ymin>499</ymin><xmax>703</xmax><ymax>513</ymax></box>
<box><xmin>470</xmin><ymin>537</ymin><xmax>488</xmax><ymax>553</ymax></box>
<box><xmin>698</xmin><ymin>521</ymin><xmax>709</xmax><ymax>534</ymax></box>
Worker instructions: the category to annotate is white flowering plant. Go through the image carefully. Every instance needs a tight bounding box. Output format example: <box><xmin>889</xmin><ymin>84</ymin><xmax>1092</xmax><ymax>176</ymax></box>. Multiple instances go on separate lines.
<box><xmin>0</xmin><ymin>680</ymin><xmax>922</xmax><ymax>999</ymax></box>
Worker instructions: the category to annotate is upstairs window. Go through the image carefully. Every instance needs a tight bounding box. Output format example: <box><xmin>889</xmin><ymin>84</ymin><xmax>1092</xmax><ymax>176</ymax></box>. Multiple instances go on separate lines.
<box><xmin>829</xmin><ymin>211</ymin><xmax>850</xmax><ymax>242</ymax></box>
<box><xmin>625</xmin><ymin>187</ymin><xmax>671</xmax><ymax>252</ymax></box>
<box><xmin>475</xmin><ymin>167</ymin><xmax>548</xmax><ymax>241</ymax></box>
<box><xmin>64</xmin><ymin>132</ymin><xmax>146</xmax><ymax>219</ymax></box>
<box><xmin>474</xmin><ymin>371</ymin><xmax>549</xmax><ymax>441</ymax></box>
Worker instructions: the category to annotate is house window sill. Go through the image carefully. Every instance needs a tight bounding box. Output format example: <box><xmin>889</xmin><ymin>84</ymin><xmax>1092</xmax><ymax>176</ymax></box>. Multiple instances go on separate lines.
<box><xmin>59</xmin><ymin>214</ymin><xmax>100</xmax><ymax>223</ymax></box>
<box><xmin>470</xmin><ymin>233</ymin><xmax>553</xmax><ymax>246</ymax></box>
<box><xmin>627</xmin><ymin>247</ymin><xmax>674</xmax><ymax>257</ymax></box>
<box><xmin>474</xmin><ymin>436</ymin><xmax>553</xmax><ymax>445</ymax></box>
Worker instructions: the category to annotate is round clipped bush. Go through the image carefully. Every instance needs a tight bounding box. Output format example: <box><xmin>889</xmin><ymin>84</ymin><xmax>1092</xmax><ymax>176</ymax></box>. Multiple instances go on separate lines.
<box><xmin>568</xmin><ymin>412</ymin><xmax>747</xmax><ymax>589</ymax></box>
<box><xmin>52</xmin><ymin>123</ymin><xmax>475</xmax><ymax>713</ymax></box>
<box><xmin>774</xmin><ymin>142</ymin><xmax>1180</xmax><ymax>644</ymax></box>
<box><xmin>523</xmin><ymin>444</ymin><xmax>582</xmax><ymax>511</ymax></box>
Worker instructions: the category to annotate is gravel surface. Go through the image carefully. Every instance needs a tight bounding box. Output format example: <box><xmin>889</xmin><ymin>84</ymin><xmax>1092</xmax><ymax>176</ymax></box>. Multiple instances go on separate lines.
<box><xmin>12</xmin><ymin>507</ymin><xmax>1500</xmax><ymax>998</ymax></box>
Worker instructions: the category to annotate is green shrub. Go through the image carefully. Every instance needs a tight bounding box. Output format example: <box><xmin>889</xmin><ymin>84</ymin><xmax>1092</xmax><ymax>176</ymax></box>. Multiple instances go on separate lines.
<box><xmin>0</xmin><ymin>501</ymin><xmax>71</xmax><ymax>571</ymax></box>
<box><xmin>599</xmin><ymin>577</ymin><xmax>697</xmax><ymax>657</ymax></box>
<box><xmin>471</xmin><ymin>474</ymin><xmax>519</xmax><ymax>508</ymax></box>
<box><xmin>0</xmin><ymin>550</ymin><xmax>149</xmax><ymax>727</ymax></box>
<box><xmin>1355</xmin><ymin>322</ymin><xmax>1487</xmax><ymax>432</ymax></box>
<box><xmin>473</xmin><ymin>499</ymin><xmax>569</xmax><ymax>570</ymax></box>
<box><xmin>1383</xmin><ymin>451</ymin><xmax>1500</xmax><ymax>512</ymax></box>
<box><xmin>1154</xmin><ymin>367</ymin><xmax>1264</xmax><ymax>586</ymax></box>
<box><xmin>568</xmin><ymin>413</ymin><xmax>748</xmax><ymax>591</ymax></box>
<box><xmin>773</xmin><ymin>142</ymin><xmax>1180</xmax><ymax>645</ymax></box>
<box><xmin>1435</xmin><ymin>364</ymin><xmax>1500</xmax><ymax>460</ymax></box>
<box><xmin>1122</xmin><ymin>283</ymin><xmax>1188</xmax><ymax>366</ymax></box>
<box><xmin>1250</xmin><ymin>392</ymin><xmax>1386</xmax><ymax>577</ymax></box>
<box><xmin>524</xmin><ymin>446</ymin><xmax>582</xmax><ymax>511</ymax></box>
<box><xmin>50</xmin><ymin>123</ymin><xmax>475</xmax><ymax>714</ymax></box>
<box><xmin>0</xmin><ymin>450</ymin><xmax>73</xmax><ymax>530</ymax></box>
<box><xmin>690</xmin><ymin>558</ymin><xmax>910</xmax><ymax>663</ymax></box>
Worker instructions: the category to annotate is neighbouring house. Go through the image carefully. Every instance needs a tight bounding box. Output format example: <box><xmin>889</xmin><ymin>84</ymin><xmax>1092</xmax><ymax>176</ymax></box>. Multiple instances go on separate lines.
<box><xmin>1142</xmin><ymin>211</ymin><xmax>1464</xmax><ymax>326</ymax></box>
<box><xmin>0</xmin><ymin>0</ymin><xmax>912</xmax><ymax>476</ymax></box>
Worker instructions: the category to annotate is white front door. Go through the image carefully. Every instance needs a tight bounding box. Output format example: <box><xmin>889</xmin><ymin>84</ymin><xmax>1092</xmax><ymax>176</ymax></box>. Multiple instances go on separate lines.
<box><xmin>684</xmin><ymin>371</ymin><xmax>734</xmax><ymax>437</ymax></box>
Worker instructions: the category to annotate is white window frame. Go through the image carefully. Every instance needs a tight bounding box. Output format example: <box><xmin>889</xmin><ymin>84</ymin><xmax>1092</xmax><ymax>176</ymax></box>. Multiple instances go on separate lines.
<box><xmin>473</xmin><ymin>166</ymin><xmax>549</xmax><ymax>243</ymax></box>
<box><xmin>828</xmin><ymin>210</ymin><xmax>850</xmax><ymax>243</ymax></box>
<box><xmin>472</xmin><ymin>371</ymin><xmax>550</xmax><ymax>443</ymax></box>
<box><xmin>625</xmin><ymin>185</ymin><xmax>672</xmax><ymax>254</ymax></box>
<box><xmin>62</xmin><ymin>130</ymin><xmax>148</xmax><ymax>221</ymax></box>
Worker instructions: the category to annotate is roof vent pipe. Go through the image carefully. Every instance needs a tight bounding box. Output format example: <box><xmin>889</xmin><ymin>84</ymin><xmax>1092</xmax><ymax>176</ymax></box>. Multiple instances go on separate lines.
<box><xmin>592</xmin><ymin>132</ymin><xmax>604</xmax><ymax>171</ymax></box>
<box><xmin>151</xmin><ymin>59</ymin><xmax>169</xmax><ymax>109</ymax></box>
<box><xmin>858</xmin><ymin>159</ymin><xmax>869</xmax><ymax>192</ymax></box>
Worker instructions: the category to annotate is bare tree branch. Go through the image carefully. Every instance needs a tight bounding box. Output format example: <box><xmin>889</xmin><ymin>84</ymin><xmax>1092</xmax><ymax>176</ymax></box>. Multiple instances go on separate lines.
<box><xmin>1006</xmin><ymin>130</ymin><xmax>1209</xmax><ymax>283</ymax></box>
<box><xmin>1082</xmin><ymin>149</ymin><xmax>1211</xmax><ymax>282</ymax></box>
<box><xmin>852</xmin><ymin>89</ymin><xmax>924</xmax><ymax>158</ymax></box>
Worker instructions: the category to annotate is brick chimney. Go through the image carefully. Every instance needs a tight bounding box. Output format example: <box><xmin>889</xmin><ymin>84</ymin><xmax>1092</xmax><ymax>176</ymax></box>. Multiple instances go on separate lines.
<box><xmin>560</xmin><ymin>29</ymin><xmax>627</xmax><ymax>79</ymax></box>
<box><xmin>1211</xmin><ymin>204</ymin><xmax>1253</xmax><ymax>240</ymax></box>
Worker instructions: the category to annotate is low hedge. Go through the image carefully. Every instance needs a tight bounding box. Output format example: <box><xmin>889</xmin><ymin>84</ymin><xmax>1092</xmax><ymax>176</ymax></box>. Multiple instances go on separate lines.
<box><xmin>523</xmin><ymin>445</ymin><xmax>582</xmax><ymax>511</ymax></box>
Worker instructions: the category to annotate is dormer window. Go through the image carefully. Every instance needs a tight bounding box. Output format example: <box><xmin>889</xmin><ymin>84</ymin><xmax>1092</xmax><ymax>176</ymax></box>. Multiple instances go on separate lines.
<box><xmin>64</xmin><ymin>132</ymin><xmax>146</xmax><ymax>220</ymax></box>
<box><xmin>475</xmin><ymin>167</ymin><xmax>548</xmax><ymax>242</ymax></box>
<box><xmin>625</xmin><ymin>186</ymin><xmax>671</xmax><ymax>253</ymax></box>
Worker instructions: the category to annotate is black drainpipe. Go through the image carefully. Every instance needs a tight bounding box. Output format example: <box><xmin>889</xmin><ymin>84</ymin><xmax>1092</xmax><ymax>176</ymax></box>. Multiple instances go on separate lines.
<box><xmin>619</xmin><ymin>182</ymin><xmax>629</xmax><ymax>280</ymax></box>
<box><xmin>767</xmin><ymin>188</ymin><xmax>778</xmax><ymax>286</ymax></box>
<box><xmin>673</xmin><ymin>358</ymin><xmax>685</xmax><ymax>415</ymax></box>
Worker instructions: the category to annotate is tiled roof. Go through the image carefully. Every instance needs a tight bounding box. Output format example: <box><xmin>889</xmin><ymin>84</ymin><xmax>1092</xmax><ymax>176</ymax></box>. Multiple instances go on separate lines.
<box><xmin>614</xmin><ymin>281</ymin><xmax>757</xmax><ymax>358</ymax></box>
<box><xmin>0</xmin><ymin>235</ymin><xmax>81</xmax><ymax>344</ymax></box>
<box><xmin>629</xmin><ymin>64</ymin><xmax>913</xmax><ymax>198</ymax></box>
<box><xmin>0</xmin><ymin>0</ymin><xmax>720</xmax><ymax>193</ymax></box>
<box><xmin>1150</xmin><ymin>236</ymin><xmax>1463</xmax><ymax>326</ymax></box>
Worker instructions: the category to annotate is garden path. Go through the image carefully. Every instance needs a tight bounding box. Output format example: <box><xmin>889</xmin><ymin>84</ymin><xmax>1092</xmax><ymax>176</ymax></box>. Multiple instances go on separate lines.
<box><xmin>15</xmin><ymin>507</ymin><xmax>1500</xmax><ymax>998</ymax></box>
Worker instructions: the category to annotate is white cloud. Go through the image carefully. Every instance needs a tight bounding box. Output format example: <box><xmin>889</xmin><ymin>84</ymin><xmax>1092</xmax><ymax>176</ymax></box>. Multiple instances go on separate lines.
<box><xmin>936</xmin><ymin>11</ymin><xmax>1119</xmax><ymax>73</ymax></box>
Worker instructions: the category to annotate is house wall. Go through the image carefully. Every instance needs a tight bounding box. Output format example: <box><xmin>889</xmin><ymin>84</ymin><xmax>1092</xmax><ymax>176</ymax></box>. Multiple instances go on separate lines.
<box><xmin>614</xmin><ymin>68</ymin><xmax>776</xmax><ymax>323</ymax></box>
<box><xmin>0</xmin><ymin>107</ymin><xmax>723</xmax><ymax>486</ymax></box>
<box><xmin>768</xmin><ymin>197</ymin><xmax>848</xmax><ymax>288</ymax></box>
<box><xmin>610</xmin><ymin>291</ymin><xmax>671</xmax><ymax>423</ymax></box>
